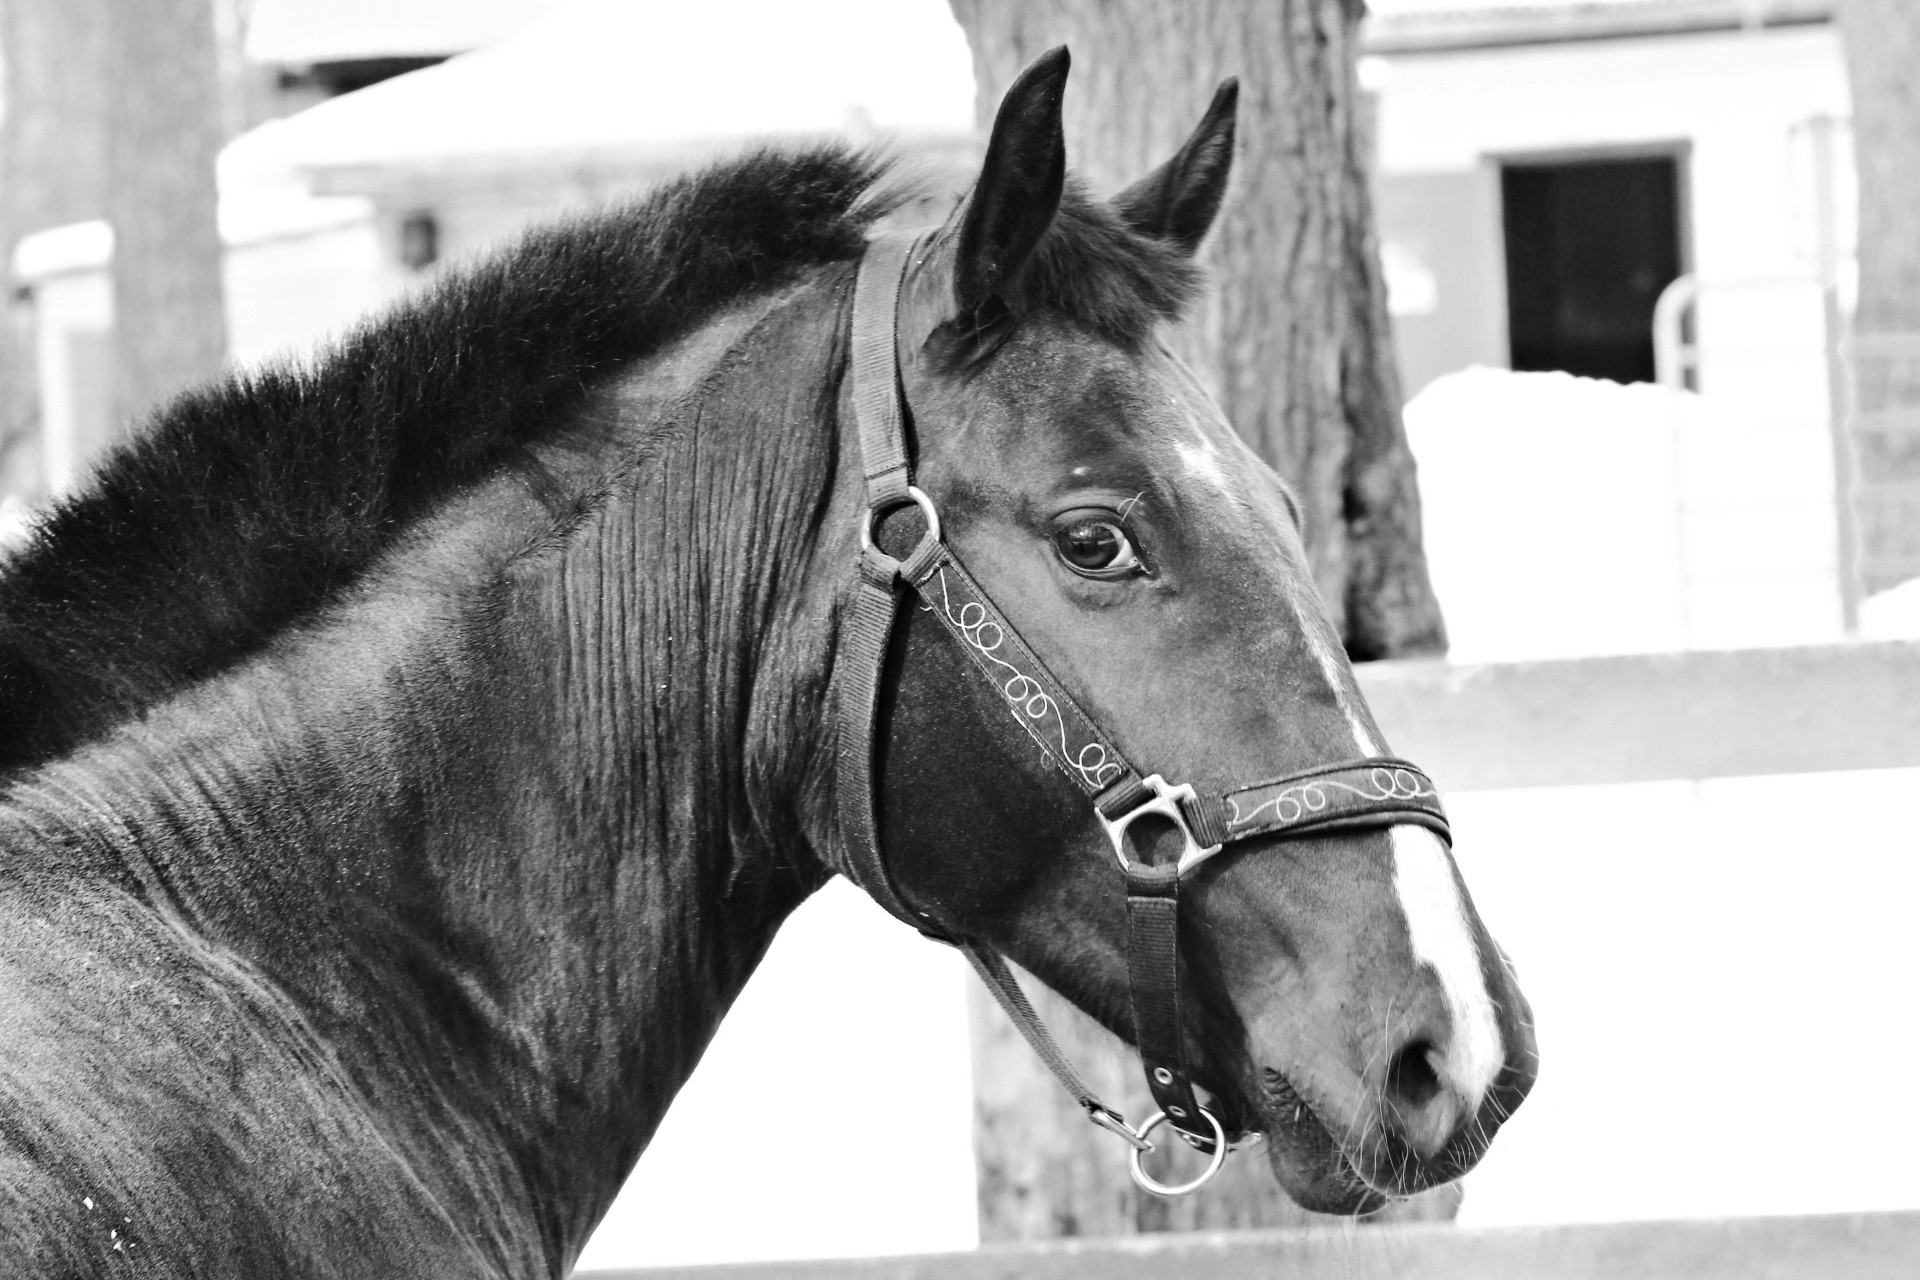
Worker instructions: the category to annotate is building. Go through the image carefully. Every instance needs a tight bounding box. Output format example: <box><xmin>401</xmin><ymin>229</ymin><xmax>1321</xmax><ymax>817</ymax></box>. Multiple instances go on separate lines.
<box><xmin>1368</xmin><ymin>0</ymin><xmax>1847</xmax><ymax>401</ymax></box>
<box><xmin>1361</xmin><ymin>0</ymin><xmax>1880</xmax><ymax>657</ymax></box>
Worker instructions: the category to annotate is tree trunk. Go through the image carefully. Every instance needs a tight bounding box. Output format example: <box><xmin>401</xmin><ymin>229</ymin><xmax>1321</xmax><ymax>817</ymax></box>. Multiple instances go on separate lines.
<box><xmin>1837</xmin><ymin>0</ymin><xmax>1920</xmax><ymax>594</ymax></box>
<box><xmin>947</xmin><ymin>0</ymin><xmax>1445</xmax><ymax>660</ymax></box>
<box><xmin>946</xmin><ymin>2</ymin><xmax>1456</xmax><ymax>1236</ymax></box>
<box><xmin>0</xmin><ymin>0</ymin><xmax>111</xmax><ymax>496</ymax></box>
<box><xmin>103</xmin><ymin>0</ymin><xmax>228</xmax><ymax>424</ymax></box>
<box><xmin>1</xmin><ymin>0</ymin><xmax>228</xmax><ymax>480</ymax></box>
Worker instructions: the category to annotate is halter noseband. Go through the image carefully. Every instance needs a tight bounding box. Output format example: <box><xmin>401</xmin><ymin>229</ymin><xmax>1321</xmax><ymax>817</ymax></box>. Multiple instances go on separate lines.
<box><xmin>831</xmin><ymin>230</ymin><xmax>1450</xmax><ymax>1196</ymax></box>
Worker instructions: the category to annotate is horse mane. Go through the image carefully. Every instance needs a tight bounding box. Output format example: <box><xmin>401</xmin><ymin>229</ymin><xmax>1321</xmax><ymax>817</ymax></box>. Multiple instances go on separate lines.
<box><xmin>0</xmin><ymin>147</ymin><xmax>1199</xmax><ymax>776</ymax></box>
<box><xmin>0</xmin><ymin>145</ymin><xmax>895</xmax><ymax>772</ymax></box>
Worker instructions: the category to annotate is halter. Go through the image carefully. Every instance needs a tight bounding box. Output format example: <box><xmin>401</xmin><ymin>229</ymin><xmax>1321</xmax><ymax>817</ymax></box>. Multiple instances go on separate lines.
<box><xmin>832</xmin><ymin>231</ymin><xmax>1451</xmax><ymax>1196</ymax></box>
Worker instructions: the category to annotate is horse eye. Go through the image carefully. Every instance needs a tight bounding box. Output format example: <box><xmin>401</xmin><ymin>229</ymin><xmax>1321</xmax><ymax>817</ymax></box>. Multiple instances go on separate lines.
<box><xmin>1053</xmin><ymin>518</ymin><xmax>1142</xmax><ymax>577</ymax></box>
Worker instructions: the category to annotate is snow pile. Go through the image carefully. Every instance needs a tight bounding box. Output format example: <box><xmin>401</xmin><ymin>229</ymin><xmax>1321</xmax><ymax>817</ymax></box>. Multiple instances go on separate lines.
<box><xmin>1405</xmin><ymin>365</ymin><xmax>1846</xmax><ymax>662</ymax></box>
<box><xmin>1861</xmin><ymin>575</ymin><xmax>1920</xmax><ymax>639</ymax></box>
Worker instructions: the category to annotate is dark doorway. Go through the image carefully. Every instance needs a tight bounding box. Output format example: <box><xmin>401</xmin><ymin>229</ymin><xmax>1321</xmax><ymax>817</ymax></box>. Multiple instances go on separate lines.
<box><xmin>1501</xmin><ymin>154</ymin><xmax>1683</xmax><ymax>385</ymax></box>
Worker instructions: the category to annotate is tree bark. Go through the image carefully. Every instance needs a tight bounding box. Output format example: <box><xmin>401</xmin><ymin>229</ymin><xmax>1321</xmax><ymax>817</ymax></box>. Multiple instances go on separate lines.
<box><xmin>946</xmin><ymin>0</ymin><xmax>1446</xmax><ymax>659</ymax></box>
<box><xmin>0</xmin><ymin>0</ymin><xmax>109</xmax><ymax>236</ymax></box>
<box><xmin>102</xmin><ymin>0</ymin><xmax>228</xmax><ymax>423</ymax></box>
<box><xmin>1837</xmin><ymin>0</ymin><xmax>1920</xmax><ymax>593</ymax></box>
<box><xmin>1</xmin><ymin>0</ymin><xmax>228</xmax><ymax>476</ymax></box>
<box><xmin>0</xmin><ymin>0</ymin><xmax>111</xmax><ymax>495</ymax></box>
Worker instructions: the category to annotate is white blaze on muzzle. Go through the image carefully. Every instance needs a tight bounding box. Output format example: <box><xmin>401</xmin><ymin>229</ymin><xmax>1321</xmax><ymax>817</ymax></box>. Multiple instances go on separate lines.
<box><xmin>1277</xmin><ymin>576</ymin><xmax>1501</xmax><ymax>1108</ymax></box>
<box><xmin>1390</xmin><ymin>824</ymin><xmax>1503</xmax><ymax>1108</ymax></box>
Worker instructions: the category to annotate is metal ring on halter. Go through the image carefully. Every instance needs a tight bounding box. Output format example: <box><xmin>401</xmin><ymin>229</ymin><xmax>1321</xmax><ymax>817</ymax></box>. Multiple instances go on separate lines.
<box><xmin>1127</xmin><ymin>1106</ymin><xmax>1230</xmax><ymax>1197</ymax></box>
<box><xmin>859</xmin><ymin>484</ymin><xmax>941</xmax><ymax>571</ymax></box>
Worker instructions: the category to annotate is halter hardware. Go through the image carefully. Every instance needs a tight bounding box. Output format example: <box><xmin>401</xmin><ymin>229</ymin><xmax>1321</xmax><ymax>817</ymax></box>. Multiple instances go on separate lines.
<box><xmin>858</xmin><ymin>484</ymin><xmax>941</xmax><ymax>571</ymax></box>
<box><xmin>1099</xmin><ymin>774</ymin><xmax>1220</xmax><ymax>875</ymax></box>
<box><xmin>1087</xmin><ymin>1102</ymin><xmax>1156</xmax><ymax>1154</ymax></box>
<box><xmin>1128</xmin><ymin>1107</ymin><xmax>1229</xmax><ymax>1197</ymax></box>
<box><xmin>833</xmin><ymin>230</ymin><xmax>1453</xmax><ymax>1198</ymax></box>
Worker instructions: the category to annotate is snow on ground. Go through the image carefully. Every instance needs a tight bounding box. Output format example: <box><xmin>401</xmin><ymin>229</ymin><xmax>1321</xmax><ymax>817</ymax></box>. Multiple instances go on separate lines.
<box><xmin>1861</xmin><ymin>573</ymin><xmax>1920</xmax><ymax>638</ymax></box>
<box><xmin>1405</xmin><ymin>365</ymin><xmax>1849</xmax><ymax>662</ymax></box>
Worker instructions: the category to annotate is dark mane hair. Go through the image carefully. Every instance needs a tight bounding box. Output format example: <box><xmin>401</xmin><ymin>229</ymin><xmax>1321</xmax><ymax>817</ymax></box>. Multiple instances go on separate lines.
<box><xmin>0</xmin><ymin>146</ymin><xmax>893</xmax><ymax>772</ymax></box>
<box><xmin>1001</xmin><ymin>177</ymin><xmax>1201</xmax><ymax>344</ymax></box>
<box><xmin>0</xmin><ymin>146</ymin><xmax>1199</xmax><ymax>775</ymax></box>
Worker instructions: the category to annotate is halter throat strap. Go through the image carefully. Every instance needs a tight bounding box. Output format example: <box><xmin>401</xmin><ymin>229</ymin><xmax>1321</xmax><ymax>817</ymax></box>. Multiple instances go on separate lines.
<box><xmin>831</xmin><ymin>229</ymin><xmax>1452</xmax><ymax>1191</ymax></box>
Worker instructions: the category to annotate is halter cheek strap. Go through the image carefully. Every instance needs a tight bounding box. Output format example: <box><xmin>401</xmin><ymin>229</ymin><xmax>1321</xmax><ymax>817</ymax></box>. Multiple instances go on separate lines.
<box><xmin>832</xmin><ymin>230</ymin><xmax>942</xmax><ymax>938</ymax></box>
<box><xmin>831</xmin><ymin>230</ymin><xmax>1452</xmax><ymax>1196</ymax></box>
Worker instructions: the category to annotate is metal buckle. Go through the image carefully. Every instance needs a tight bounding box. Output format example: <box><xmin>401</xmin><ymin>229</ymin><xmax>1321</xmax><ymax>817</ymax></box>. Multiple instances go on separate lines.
<box><xmin>859</xmin><ymin>484</ymin><xmax>941</xmax><ymax>573</ymax></box>
<box><xmin>1086</xmin><ymin>1104</ymin><xmax>1155</xmax><ymax>1154</ymax></box>
<box><xmin>1099</xmin><ymin>774</ymin><xmax>1222</xmax><ymax>876</ymax></box>
<box><xmin>1127</xmin><ymin>1107</ymin><xmax>1230</xmax><ymax>1197</ymax></box>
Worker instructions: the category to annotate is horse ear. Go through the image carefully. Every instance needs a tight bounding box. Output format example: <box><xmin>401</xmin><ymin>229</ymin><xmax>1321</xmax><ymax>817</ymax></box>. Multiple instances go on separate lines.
<box><xmin>952</xmin><ymin>45</ymin><xmax>1070</xmax><ymax>314</ymax></box>
<box><xmin>1114</xmin><ymin>78</ymin><xmax>1238</xmax><ymax>254</ymax></box>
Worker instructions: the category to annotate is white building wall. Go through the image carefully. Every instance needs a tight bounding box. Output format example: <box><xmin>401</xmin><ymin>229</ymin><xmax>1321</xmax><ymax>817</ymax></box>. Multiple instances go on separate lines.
<box><xmin>1373</xmin><ymin>26</ymin><xmax>1851</xmax><ymax>273</ymax></box>
<box><xmin>1373</xmin><ymin>24</ymin><xmax>1857</xmax><ymax>659</ymax></box>
<box><xmin>15</xmin><ymin>200</ymin><xmax>398</xmax><ymax>495</ymax></box>
<box><xmin>28</xmin><ymin>269</ymin><xmax>113</xmax><ymax>494</ymax></box>
<box><xmin>225</xmin><ymin>218</ymin><xmax>398</xmax><ymax>370</ymax></box>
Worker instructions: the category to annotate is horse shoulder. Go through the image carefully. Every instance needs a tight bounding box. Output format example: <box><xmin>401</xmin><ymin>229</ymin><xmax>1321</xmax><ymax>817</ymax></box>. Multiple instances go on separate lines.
<box><xmin>0</xmin><ymin>883</ymin><xmax>517</xmax><ymax>1279</ymax></box>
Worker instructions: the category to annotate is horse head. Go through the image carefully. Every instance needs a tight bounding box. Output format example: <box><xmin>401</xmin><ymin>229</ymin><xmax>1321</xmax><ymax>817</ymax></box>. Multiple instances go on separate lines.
<box><xmin>855</xmin><ymin>48</ymin><xmax>1536</xmax><ymax>1211</ymax></box>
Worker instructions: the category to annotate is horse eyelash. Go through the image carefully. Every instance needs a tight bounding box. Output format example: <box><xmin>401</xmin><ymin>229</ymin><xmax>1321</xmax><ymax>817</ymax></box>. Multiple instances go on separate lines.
<box><xmin>1117</xmin><ymin>492</ymin><xmax>1146</xmax><ymax>524</ymax></box>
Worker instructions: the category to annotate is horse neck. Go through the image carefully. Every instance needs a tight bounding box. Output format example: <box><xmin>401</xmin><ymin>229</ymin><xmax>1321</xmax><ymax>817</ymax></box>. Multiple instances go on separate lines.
<box><xmin>481</xmin><ymin>278</ymin><xmax>856</xmax><ymax>1246</ymax></box>
<box><xmin>0</xmin><ymin>277</ymin><xmax>855</xmax><ymax>1271</ymax></box>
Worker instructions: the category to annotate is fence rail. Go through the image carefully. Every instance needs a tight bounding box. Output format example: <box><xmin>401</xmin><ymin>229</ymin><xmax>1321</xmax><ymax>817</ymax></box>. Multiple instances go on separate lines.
<box><xmin>580</xmin><ymin>1210</ymin><xmax>1920</xmax><ymax>1280</ymax></box>
<box><xmin>1354</xmin><ymin>639</ymin><xmax>1920</xmax><ymax>790</ymax></box>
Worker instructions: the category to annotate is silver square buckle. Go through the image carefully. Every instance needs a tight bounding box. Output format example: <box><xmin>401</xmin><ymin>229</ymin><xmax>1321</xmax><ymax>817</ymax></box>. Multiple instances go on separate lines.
<box><xmin>1099</xmin><ymin>774</ymin><xmax>1222</xmax><ymax>876</ymax></box>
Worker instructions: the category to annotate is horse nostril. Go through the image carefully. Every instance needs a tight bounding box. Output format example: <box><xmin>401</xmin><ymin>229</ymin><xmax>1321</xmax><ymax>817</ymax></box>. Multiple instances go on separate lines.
<box><xmin>1382</xmin><ymin>1038</ymin><xmax>1462</xmax><ymax>1160</ymax></box>
<box><xmin>1385</xmin><ymin>1039</ymin><xmax>1444</xmax><ymax>1111</ymax></box>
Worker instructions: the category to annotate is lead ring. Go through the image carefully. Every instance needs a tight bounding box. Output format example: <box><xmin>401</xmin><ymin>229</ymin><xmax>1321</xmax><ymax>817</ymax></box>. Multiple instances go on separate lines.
<box><xmin>859</xmin><ymin>485</ymin><xmax>942</xmax><ymax>564</ymax></box>
<box><xmin>1127</xmin><ymin>1106</ymin><xmax>1229</xmax><ymax>1197</ymax></box>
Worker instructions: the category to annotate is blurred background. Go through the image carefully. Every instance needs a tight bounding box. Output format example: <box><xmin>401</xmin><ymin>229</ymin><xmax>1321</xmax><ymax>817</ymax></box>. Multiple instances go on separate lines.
<box><xmin>1</xmin><ymin>0</ymin><xmax>1915</xmax><ymax>1274</ymax></box>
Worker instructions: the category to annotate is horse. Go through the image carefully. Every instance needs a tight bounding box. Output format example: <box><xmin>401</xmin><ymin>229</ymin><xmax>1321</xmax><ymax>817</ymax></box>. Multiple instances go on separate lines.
<box><xmin>0</xmin><ymin>46</ymin><xmax>1535</xmax><ymax>1278</ymax></box>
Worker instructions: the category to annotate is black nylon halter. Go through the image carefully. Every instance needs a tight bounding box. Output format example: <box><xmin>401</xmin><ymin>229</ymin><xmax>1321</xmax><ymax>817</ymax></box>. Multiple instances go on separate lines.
<box><xmin>832</xmin><ymin>230</ymin><xmax>1452</xmax><ymax>1194</ymax></box>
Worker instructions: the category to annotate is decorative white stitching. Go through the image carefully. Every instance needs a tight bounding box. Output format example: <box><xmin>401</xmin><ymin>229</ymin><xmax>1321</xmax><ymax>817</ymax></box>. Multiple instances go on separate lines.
<box><xmin>1225</xmin><ymin>767</ymin><xmax>1433</xmax><ymax>831</ymax></box>
<box><xmin>929</xmin><ymin>567</ymin><xmax>1123</xmax><ymax>790</ymax></box>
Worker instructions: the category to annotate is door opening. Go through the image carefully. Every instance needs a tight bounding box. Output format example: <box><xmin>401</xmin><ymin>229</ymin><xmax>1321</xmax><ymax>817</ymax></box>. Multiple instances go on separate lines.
<box><xmin>1501</xmin><ymin>153</ymin><xmax>1684</xmax><ymax>385</ymax></box>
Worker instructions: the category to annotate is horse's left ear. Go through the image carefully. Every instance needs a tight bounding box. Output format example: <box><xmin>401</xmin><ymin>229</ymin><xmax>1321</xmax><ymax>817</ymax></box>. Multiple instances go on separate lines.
<box><xmin>952</xmin><ymin>46</ymin><xmax>1070</xmax><ymax>314</ymax></box>
<box><xmin>1114</xmin><ymin>78</ymin><xmax>1238</xmax><ymax>254</ymax></box>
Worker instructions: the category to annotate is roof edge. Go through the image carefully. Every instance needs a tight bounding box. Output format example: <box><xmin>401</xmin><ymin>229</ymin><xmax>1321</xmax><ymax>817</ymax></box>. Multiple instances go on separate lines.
<box><xmin>1363</xmin><ymin>0</ymin><xmax>1835</xmax><ymax>56</ymax></box>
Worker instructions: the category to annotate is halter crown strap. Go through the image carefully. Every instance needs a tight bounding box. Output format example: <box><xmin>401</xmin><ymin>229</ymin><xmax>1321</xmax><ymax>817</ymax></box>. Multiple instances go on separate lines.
<box><xmin>848</xmin><ymin>229</ymin><xmax>918</xmax><ymax>510</ymax></box>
